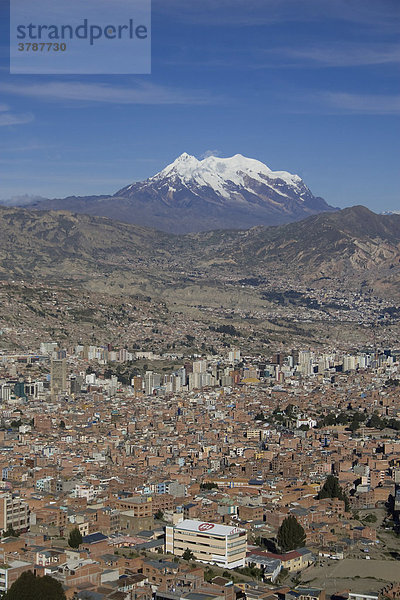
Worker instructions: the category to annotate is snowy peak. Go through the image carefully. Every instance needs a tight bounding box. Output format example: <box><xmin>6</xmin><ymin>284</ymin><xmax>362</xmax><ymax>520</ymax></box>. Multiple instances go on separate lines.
<box><xmin>157</xmin><ymin>152</ymin><xmax>200</xmax><ymax>180</ymax></box>
<box><xmin>112</xmin><ymin>152</ymin><xmax>336</xmax><ymax>233</ymax></box>
<box><xmin>150</xmin><ymin>153</ymin><xmax>304</xmax><ymax>199</ymax></box>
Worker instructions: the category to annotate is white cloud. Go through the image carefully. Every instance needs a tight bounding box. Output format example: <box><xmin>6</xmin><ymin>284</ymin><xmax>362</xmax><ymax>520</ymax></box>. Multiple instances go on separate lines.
<box><xmin>322</xmin><ymin>92</ymin><xmax>400</xmax><ymax>115</ymax></box>
<box><xmin>0</xmin><ymin>100</ymin><xmax>34</xmax><ymax>126</ymax></box>
<box><xmin>153</xmin><ymin>0</ymin><xmax>400</xmax><ymax>30</ymax></box>
<box><xmin>201</xmin><ymin>149</ymin><xmax>220</xmax><ymax>158</ymax></box>
<box><xmin>286</xmin><ymin>91</ymin><xmax>400</xmax><ymax>115</ymax></box>
<box><xmin>0</xmin><ymin>111</ymin><xmax>34</xmax><ymax>126</ymax></box>
<box><xmin>0</xmin><ymin>81</ymin><xmax>219</xmax><ymax>105</ymax></box>
<box><xmin>162</xmin><ymin>42</ymin><xmax>400</xmax><ymax>71</ymax></box>
<box><xmin>271</xmin><ymin>43</ymin><xmax>400</xmax><ymax>67</ymax></box>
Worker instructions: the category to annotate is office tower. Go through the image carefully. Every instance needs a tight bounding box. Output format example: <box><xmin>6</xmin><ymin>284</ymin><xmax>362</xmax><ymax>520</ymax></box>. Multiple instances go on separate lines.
<box><xmin>51</xmin><ymin>358</ymin><xmax>67</xmax><ymax>396</ymax></box>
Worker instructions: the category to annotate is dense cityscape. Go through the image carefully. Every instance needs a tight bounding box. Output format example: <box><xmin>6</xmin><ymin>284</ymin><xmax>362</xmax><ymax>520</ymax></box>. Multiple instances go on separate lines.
<box><xmin>0</xmin><ymin>337</ymin><xmax>399</xmax><ymax>599</ymax></box>
<box><xmin>1</xmin><ymin>0</ymin><xmax>399</xmax><ymax>598</ymax></box>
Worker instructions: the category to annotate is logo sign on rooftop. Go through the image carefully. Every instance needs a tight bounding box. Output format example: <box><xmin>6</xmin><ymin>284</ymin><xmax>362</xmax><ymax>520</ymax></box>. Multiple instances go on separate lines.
<box><xmin>198</xmin><ymin>522</ymin><xmax>215</xmax><ymax>532</ymax></box>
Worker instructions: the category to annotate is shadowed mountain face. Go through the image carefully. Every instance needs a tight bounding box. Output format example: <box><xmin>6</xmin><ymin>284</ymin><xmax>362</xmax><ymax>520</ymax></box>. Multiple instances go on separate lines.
<box><xmin>0</xmin><ymin>205</ymin><xmax>398</xmax><ymax>299</ymax></box>
<box><xmin>25</xmin><ymin>153</ymin><xmax>336</xmax><ymax>233</ymax></box>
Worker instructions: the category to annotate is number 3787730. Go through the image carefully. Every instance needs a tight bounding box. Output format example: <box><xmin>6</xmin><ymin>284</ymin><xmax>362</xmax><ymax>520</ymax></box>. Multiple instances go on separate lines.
<box><xmin>18</xmin><ymin>42</ymin><xmax>67</xmax><ymax>51</ymax></box>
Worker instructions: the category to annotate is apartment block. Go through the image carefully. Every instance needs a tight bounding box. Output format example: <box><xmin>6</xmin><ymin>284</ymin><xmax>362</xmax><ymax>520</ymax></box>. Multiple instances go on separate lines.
<box><xmin>0</xmin><ymin>493</ymin><xmax>30</xmax><ymax>534</ymax></box>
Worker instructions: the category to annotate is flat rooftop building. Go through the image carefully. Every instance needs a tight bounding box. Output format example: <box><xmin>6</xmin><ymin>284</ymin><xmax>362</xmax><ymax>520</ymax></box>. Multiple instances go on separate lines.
<box><xmin>165</xmin><ymin>519</ymin><xmax>247</xmax><ymax>569</ymax></box>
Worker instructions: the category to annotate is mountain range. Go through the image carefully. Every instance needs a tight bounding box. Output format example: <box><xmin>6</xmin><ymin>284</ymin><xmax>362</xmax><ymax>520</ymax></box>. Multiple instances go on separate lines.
<box><xmin>17</xmin><ymin>153</ymin><xmax>336</xmax><ymax>233</ymax></box>
<box><xmin>0</xmin><ymin>204</ymin><xmax>398</xmax><ymax>299</ymax></box>
<box><xmin>0</xmin><ymin>202</ymin><xmax>398</xmax><ymax>354</ymax></box>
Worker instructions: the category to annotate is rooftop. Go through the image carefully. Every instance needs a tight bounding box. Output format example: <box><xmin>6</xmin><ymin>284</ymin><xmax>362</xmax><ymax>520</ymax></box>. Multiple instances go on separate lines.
<box><xmin>173</xmin><ymin>519</ymin><xmax>245</xmax><ymax>537</ymax></box>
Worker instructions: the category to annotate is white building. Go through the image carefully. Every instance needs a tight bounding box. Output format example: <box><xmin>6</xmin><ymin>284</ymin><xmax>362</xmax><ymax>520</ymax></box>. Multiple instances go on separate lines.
<box><xmin>228</xmin><ymin>349</ymin><xmax>241</xmax><ymax>363</ymax></box>
<box><xmin>165</xmin><ymin>519</ymin><xmax>247</xmax><ymax>569</ymax></box>
<box><xmin>73</xmin><ymin>483</ymin><xmax>96</xmax><ymax>502</ymax></box>
<box><xmin>296</xmin><ymin>416</ymin><xmax>317</xmax><ymax>429</ymax></box>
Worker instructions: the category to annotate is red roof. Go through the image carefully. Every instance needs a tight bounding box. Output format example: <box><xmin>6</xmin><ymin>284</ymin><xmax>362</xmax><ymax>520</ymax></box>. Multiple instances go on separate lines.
<box><xmin>248</xmin><ymin>549</ymin><xmax>301</xmax><ymax>561</ymax></box>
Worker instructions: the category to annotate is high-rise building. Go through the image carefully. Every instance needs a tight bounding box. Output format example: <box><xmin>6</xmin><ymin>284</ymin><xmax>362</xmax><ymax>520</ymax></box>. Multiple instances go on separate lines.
<box><xmin>51</xmin><ymin>358</ymin><xmax>67</xmax><ymax>396</ymax></box>
<box><xmin>343</xmin><ymin>355</ymin><xmax>356</xmax><ymax>372</ymax></box>
<box><xmin>193</xmin><ymin>360</ymin><xmax>207</xmax><ymax>373</ymax></box>
<box><xmin>228</xmin><ymin>349</ymin><xmax>241</xmax><ymax>363</ymax></box>
<box><xmin>0</xmin><ymin>384</ymin><xmax>11</xmax><ymax>402</ymax></box>
<box><xmin>144</xmin><ymin>371</ymin><xmax>161</xmax><ymax>395</ymax></box>
<box><xmin>69</xmin><ymin>375</ymin><xmax>83</xmax><ymax>395</ymax></box>
<box><xmin>14</xmin><ymin>379</ymin><xmax>26</xmax><ymax>399</ymax></box>
<box><xmin>271</xmin><ymin>353</ymin><xmax>284</xmax><ymax>366</ymax></box>
<box><xmin>132</xmin><ymin>376</ymin><xmax>143</xmax><ymax>394</ymax></box>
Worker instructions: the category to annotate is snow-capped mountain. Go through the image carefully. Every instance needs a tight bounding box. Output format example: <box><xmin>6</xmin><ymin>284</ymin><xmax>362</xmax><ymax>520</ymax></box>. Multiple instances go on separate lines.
<box><xmin>113</xmin><ymin>153</ymin><xmax>335</xmax><ymax>232</ymax></box>
<box><xmin>26</xmin><ymin>153</ymin><xmax>336</xmax><ymax>233</ymax></box>
<box><xmin>121</xmin><ymin>152</ymin><xmax>305</xmax><ymax>201</ymax></box>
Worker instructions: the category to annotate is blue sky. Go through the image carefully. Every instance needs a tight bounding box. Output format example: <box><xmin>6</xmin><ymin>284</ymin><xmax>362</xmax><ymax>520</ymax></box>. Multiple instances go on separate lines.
<box><xmin>0</xmin><ymin>0</ymin><xmax>399</xmax><ymax>211</ymax></box>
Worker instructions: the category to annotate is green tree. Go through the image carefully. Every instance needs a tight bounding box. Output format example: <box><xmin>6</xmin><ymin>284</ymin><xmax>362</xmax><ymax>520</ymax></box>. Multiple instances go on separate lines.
<box><xmin>59</xmin><ymin>420</ymin><xmax>66</xmax><ymax>429</ymax></box>
<box><xmin>364</xmin><ymin>513</ymin><xmax>377</xmax><ymax>523</ymax></box>
<box><xmin>348</xmin><ymin>419</ymin><xmax>360</xmax><ymax>432</ymax></box>
<box><xmin>276</xmin><ymin>567</ymin><xmax>289</xmax><ymax>583</ymax></box>
<box><xmin>182</xmin><ymin>548</ymin><xmax>195</xmax><ymax>561</ymax></box>
<box><xmin>277</xmin><ymin>516</ymin><xmax>306</xmax><ymax>552</ymax></box>
<box><xmin>4</xmin><ymin>571</ymin><xmax>66</xmax><ymax>600</ymax></box>
<box><xmin>318</xmin><ymin>475</ymin><xmax>350</xmax><ymax>511</ymax></box>
<box><xmin>254</xmin><ymin>412</ymin><xmax>266</xmax><ymax>422</ymax></box>
<box><xmin>2</xmin><ymin>526</ymin><xmax>19</xmax><ymax>538</ymax></box>
<box><xmin>318</xmin><ymin>475</ymin><xmax>341</xmax><ymax>499</ymax></box>
<box><xmin>200</xmin><ymin>482</ymin><xmax>219</xmax><ymax>490</ymax></box>
<box><xmin>237</xmin><ymin>566</ymin><xmax>263</xmax><ymax>579</ymax></box>
<box><xmin>325</xmin><ymin>413</ymin><xmax>338</xmax><ymax>425</ymax></box>
<box><xmin>4</xmin><ymin>570</ymin><xmax>36</xmax><ymax>600</ymax></box>
<box><xmin>367</xmin><ymin>413</ymin><xmax>385</xmax><ymax>429</ymax></box>
<box><xmin>336</xmin><ymin>413</ymin><xmax>349</xmax><ymax>425</ymax></box>
<box><xmin>68</xmin><ymin>527</ymin><xmax>83</xmax><ymax>548</ymax></box>
<box><xmin>214</xmin><ymin>324</ymin><xmax>240</xmax><ymax>336</ymax></box>
<box><xmin>388</xmin><ymin>418</ymin><xmax>400</xmax><ymax>431</ymax></box>
<box><xmin>34</xmin><ymin>575</ymin><xmax>66</xmax><ymax>600</ymax></box>
<box><xmin>284</xmin><ymin>404</ymin><xmax>296</xmax><ymax>418</ymax></box>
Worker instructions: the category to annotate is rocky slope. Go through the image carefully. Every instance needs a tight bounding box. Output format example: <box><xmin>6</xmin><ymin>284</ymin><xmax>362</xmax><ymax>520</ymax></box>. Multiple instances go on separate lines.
<box><xmin>0</xmin><ymin>205</ymin><xmax>398</xmax><ymax>298</ymax></box>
